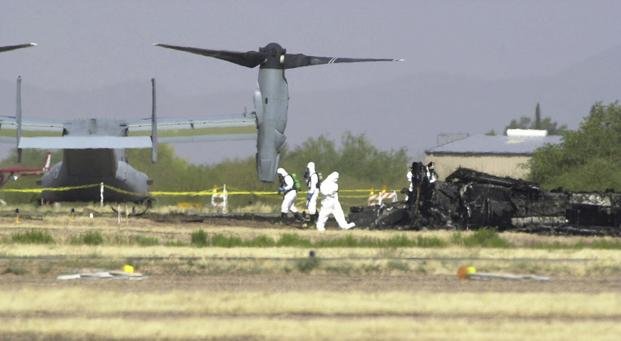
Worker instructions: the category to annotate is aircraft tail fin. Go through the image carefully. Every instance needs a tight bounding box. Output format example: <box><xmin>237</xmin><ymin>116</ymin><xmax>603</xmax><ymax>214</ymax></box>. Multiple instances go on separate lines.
<box><xmin>16</xmin><ymin>76</ymin><xmax>22</xmax><ymax>163</ymax></box>
<box><xmin>151</xmin><ymin>78</ymin><xmax>158</xmax><ymax>163</ymax></box>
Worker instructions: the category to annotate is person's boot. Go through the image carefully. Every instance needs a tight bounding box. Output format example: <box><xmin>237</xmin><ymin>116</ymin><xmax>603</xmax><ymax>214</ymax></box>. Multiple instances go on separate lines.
<box><xmin>280</xmin><ymin>212</ymin><xmax>288</xmax><ymax>224</ymax></box>
<box><xmin>342</xmin><ymin>222</ymin><xmax>356</xmax><ymax>230</ymax></box>
<box><xmin>310</xmin><ymin>213</ymin><xmax>318</xmax><ymax>224</ymax></box>
<box><xmin>293</xmin><ymin>212</ymin><xmax>304</xmax><ymax>222</ymax></box>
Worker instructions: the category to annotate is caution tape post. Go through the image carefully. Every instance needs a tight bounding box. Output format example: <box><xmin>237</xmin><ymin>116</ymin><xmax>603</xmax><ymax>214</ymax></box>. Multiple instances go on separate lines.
<box><xmin>100</xmin><ymin>182</ymin><xmax>104</xmax><ymax>207</ymax></box>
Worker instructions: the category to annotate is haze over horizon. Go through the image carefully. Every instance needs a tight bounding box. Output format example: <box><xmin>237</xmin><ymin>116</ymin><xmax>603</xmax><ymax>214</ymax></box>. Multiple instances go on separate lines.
<box><xmin>1</xmin><ymin>0</ymin><xmax>621</xmax><ymax>163</ymax></box>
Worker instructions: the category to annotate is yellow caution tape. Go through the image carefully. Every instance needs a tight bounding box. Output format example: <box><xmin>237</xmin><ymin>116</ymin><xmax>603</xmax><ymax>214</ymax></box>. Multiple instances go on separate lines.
<box><xmin>0</xmin><ymin>183</ymin><xmax>100</xmax><ymax>194</ymax></box>
<box><xmin>0</xmin><ymin>183</ymin><xmax>398</xmax><ymax>198</ymax></box>
<box><xmin>102</xmin><ymin>184</ymin><xmax>148</xmax><ymax>197</ymax></box>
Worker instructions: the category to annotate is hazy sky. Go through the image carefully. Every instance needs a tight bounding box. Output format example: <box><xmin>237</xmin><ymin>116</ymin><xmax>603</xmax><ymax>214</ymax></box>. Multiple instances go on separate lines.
<box><xmin>1</xmin><ymin>0</ymin><xmax>621</xmax><ymax>163</ymax></box>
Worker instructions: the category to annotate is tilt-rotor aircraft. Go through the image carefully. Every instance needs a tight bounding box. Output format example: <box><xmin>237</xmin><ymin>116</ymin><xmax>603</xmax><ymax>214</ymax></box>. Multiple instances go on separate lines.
<box><xmin>0</xmin><ymin>42</ymin><xmax>401</xmax><ymax>204</ymax></box>
<box><xmin>1</xmin><ymin>42</ymin><xmax>253</xmax><ymax>205</ymax></box>
<box><xmin>0</xmin><ymin>77</ymin><xmax>255</xmax><ymax>204</ymax></box>
<box><xmin>155</xmin><ymin>42</ymin><xmax>403</xmax><ymax>182</ymax></box>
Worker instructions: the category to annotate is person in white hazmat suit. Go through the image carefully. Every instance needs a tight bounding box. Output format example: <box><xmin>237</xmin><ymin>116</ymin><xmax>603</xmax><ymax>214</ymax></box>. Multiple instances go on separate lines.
<box><xmin>277</xmin><ymin>167</ymin><xmax>303</xmax><ymax>223</ymax></box>
<box><xmin>406</xmin><ymin>167</ymin><xmax>414</xmax><ymax>204</ymax></box>
<box><xmin>303</xmin><ymin>161</ymin><xmax>320</xmax><ymax>224</ymax></box>
<box><xmin>316</xmin><ymin>171</ymin><xmax>356</xmax><ymax>231</ymax></box>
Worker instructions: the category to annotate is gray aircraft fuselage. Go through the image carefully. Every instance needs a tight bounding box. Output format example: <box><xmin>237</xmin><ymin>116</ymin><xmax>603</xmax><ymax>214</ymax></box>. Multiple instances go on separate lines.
<box><xmin>40</xmin><ymin>119</ymin><xmax>150</xmax><ymax>203</ymax></box>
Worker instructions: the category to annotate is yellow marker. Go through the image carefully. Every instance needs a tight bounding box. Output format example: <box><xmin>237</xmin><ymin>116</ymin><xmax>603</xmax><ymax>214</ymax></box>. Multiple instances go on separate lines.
<box><xmin>123</xmin><ymin>264</ymin><xmax>134</xmax><ymax>273</ymax></box>
<box><xmin>457</xmin><ymin>265</ymin><xmax>476</xmax><ymax>279</ymax></box>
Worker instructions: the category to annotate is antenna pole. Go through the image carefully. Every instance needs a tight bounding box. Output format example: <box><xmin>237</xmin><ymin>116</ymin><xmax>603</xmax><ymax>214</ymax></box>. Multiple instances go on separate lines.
<box><xmin>151</xmin><ymin>78</ymin><xmax>158</xmax><ymax>163</ymax></box>
<box><xmin>16</xmin><ymin>76</ymin><xmax>22</xmax><ymax>163</ymax></box>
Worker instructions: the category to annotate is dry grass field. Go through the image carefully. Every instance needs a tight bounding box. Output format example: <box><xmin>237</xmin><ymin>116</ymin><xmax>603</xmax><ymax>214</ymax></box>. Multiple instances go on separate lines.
<box><xmin>0</xmin><ymin>209</ymin><xmax>620</xmax><ymax>340</ymax></box>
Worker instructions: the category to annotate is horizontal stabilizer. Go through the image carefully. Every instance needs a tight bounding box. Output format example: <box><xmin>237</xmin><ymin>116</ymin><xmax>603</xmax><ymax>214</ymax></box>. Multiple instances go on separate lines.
<box><xmin>19</xmin><ymin>136</ymin><xmax>152</xmax><ymax>149</ymax></box>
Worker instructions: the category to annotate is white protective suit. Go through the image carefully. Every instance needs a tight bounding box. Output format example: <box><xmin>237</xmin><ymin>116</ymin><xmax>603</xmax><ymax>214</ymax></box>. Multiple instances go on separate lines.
<box><xmin>406</xmin><ymin>170</ymin><xmax>414</xmax><ymax>191</ymax></box>
<box><xmin>305</xmin><ymin>162</ymin><xmax>319</xmax><ymax>215</ymax></box>
<box><xmin>426</xmin><ymin>164</ymin><xmax>438</xmax><ymax>184</ymax></box>
<box><xmin>277</xmin><ymin>168</ymin><xmax>299</xmax><ymax>214</ymax></box>
<box><xmin>316</xmin><ymin>171</ymin><xmax>355</xmax><ymax>231</ymax></box>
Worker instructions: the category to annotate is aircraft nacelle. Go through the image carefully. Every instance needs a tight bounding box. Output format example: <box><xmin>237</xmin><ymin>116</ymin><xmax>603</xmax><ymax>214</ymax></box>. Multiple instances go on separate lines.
<box><xmin>254</xmin><ymin>69</ymin><xmax>288</xmax><ymax>182</ymax></box>
<box><xmin>255</xmin><ymin>124</ymin><xmax>286</xmax><ymax>182</ymax></box>
<box><xmin>154</xmin><ymin>42</ymin><xmax>402</xmax><ymax>182</ymax></box>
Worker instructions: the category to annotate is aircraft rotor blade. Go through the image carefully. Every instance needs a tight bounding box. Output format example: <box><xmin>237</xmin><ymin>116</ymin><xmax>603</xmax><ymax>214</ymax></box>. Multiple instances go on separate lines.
<box><xmin>155</xmin><ymin>43</ymin><xmax>265</xmax><ymax>68</ymax></box>
<box><xmin>0</xmin><ymin>43</ymin><xmax>37</xmax><ymax>53</ymax></box>
<box><xmin>283</xmin><ymin>53</ymin><xmax>404</xmax><ymax>69</ymax></box>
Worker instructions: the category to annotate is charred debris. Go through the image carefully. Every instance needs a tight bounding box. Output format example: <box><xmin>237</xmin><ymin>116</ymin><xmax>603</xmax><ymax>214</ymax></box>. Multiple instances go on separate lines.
<box><xmin>348</xmin><ymin>166</ymin><xmax>621</xmax><ymax>236</ymax></box>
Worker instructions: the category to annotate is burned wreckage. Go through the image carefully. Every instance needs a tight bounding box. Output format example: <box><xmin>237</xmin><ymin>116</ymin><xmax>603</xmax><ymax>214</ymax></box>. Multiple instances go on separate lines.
<box><xmin>348</xmin><ymin>163</ymin><xmax>621</xmax><ymax>236</ymax></box>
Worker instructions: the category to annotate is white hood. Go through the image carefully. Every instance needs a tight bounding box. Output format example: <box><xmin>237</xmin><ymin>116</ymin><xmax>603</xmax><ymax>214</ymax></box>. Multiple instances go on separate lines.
<box><xmin>320</xmin><ymin>171</ymin><xmax>339</xmax><ymax>196</ymax></box>
<box><xmin>306</xmin><ymin>161</ymin><xmax>315</xmax><ymax>174</ymax></box>
<box><xmin>276</xmin><ymin>168</ymin><xmax>288</xmax><ymax>177</ymax></box>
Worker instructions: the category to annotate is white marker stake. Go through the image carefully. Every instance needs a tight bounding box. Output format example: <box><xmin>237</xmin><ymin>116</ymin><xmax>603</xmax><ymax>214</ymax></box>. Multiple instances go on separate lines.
<box><xmin>100</xmin><ymin>182</ymin><xmax>104</xmax><ymax>207</ymax></box>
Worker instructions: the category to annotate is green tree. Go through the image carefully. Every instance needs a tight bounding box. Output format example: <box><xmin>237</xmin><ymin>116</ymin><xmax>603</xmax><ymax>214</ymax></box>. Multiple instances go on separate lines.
<box><xmin>281</xmin><ymin>132</ymin><xmax>408</xmax><ymax>190</ymax></box>
<box><xmin>530</xmin><ymin>102</ymin><xmax>621</xmax><ymax>191</ymax></box>
<box><xmin>505</xmin><ymin>102</ymin><xmax>567</xmax><ymax>135</ymax></box>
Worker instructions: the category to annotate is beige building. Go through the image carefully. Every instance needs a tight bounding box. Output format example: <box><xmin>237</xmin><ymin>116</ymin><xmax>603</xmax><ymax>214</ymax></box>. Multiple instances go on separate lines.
<box><xmin>424</xmin><ymin>132</ymin><xmax>562</xmax><ymax>180</ymax></box>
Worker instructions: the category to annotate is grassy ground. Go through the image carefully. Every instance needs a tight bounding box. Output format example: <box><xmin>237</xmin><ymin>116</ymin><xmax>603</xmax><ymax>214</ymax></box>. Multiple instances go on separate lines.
<box><xmin>0</xmin><ymin>209</ymin><xmax>620</xmax><ymax>339</ymax></box>
<box><xmin>1</xmin><ymin>288</ymin><xmax>620</xmax><ymax>340</ymax></box>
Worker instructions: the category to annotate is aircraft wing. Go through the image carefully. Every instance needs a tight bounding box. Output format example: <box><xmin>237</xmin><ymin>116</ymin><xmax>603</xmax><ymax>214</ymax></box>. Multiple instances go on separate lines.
<box><xmin>18</xmin><ymin>136</ymin><xmax>152</xmax><ymax>149</ymax></box>
<box><xmin>127</xmin><ymin>116</ymin><xmax>257</xmax><ymax>143</ymax></box>
<box><xmin>0</xmin><ymin>116</ymin><xmax>64</xmax><ymax>143</ymax></box>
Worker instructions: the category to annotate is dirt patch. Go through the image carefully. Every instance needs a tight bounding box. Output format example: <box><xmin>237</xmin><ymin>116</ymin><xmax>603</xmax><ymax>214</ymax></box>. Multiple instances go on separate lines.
<box><xmin>2</xmin><ymin>273</ymin><xmax>621</xmax><ymax>293</ymax></box>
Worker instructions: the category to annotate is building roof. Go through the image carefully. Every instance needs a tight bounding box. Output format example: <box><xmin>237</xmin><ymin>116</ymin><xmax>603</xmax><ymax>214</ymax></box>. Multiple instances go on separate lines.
<box><xmin>425</xmin><ymin>134</ymin><xmax>563</xmax><ymax>156</ymax></box>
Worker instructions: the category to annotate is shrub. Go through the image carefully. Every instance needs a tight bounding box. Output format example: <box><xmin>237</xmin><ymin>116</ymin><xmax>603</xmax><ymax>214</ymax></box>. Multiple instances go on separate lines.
<box><xmin>130</xmin><ymin>235</ymin><xmax>160</xmax><ymax>246</ymax></box>
<box><xmin>246</xmin><ymin>235</ymin><xmax>276</xmax><ymax>247</ymax></box>
<box><xmin>317</xmin><ymin>234</ymin><xmax>365</xmax><ymax>247</ymax></box>
<box><xmin>415</xmin><ymin>235</ymin><xmax>447</xmax><ymax>248</ymax></box>
<box><xmin>384</xmin><ymin>235</ymin><xmax>413</xmax><ymax>247</ymax></box>
<box><xmin>387</xmin><ymin>260</ymin><xmax>410</xmax><ymax>272</ymax></box>
<box><xmin>11</xmin><ymin>230</ymin><xmax>54</xmax><ymax>244</ymax></box>
<box><xmin>211</xmin><ymin>234</ymin><xmax>243</xmax><ymax>247</ymax></box>
<box><xmin>462</xmin><ymin>229</ymin><xmax>510</xmax><ymax>248</ymax></box>
<box><xmin>295</xmin><ymin>256</ymin><xmax>320</xmax><ymax>273</ymax></box>
<box><xmin>277</xmin><ymin>233</ymin><xmax>312</xmax><ymax>247</ymax></box>
<box><xmin>584</xmin><ymin>238</ymin><xmax>621</xmax><ymax>250</ymax></box>
<box><xmin>191</xmin><ymin>229</ymin><xmax>208</xmax><ymax>247</ymax></box>
<box><xmin>80</xmin><ymin>231</ymin><xmax>104</xmax><ymax>245</ymax></box>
